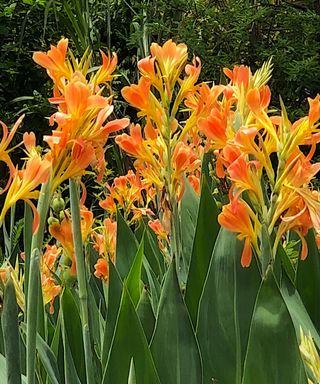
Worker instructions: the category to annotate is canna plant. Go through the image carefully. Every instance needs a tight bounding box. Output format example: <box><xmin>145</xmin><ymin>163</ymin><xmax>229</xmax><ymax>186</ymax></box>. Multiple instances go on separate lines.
<box><xmin>0</xmin><ymin>38</ymin><xmax>319</xmax><ymax>384</ymax></box>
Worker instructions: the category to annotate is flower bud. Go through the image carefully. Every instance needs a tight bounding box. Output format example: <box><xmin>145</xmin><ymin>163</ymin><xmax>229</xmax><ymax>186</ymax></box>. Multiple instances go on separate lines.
<box><xmin>47</xmin><ymin>217</ymin><xmax>60</xmax><ymax>226</ymax></box>
<box><xmin>52</xmin><ymin>196</ymin><xmax>65</xmax><ymax>213</ymax></box>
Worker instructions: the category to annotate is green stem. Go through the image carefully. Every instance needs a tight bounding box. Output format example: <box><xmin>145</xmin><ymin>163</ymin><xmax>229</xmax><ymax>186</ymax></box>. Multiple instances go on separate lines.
<box><xmin>26</xmin><ymin>248</ymin><xmax>40</xmax><ymax>384</ymax></box>
<box><xmin>9</xmin><ymin>204</ymin><xmax>16</xmax><ymax>256</ymax></box>
<box><xmin>26</xmin><ymin>182</ymin><xmax>51</xmax><ymax>300</ymax></box>
<box><xmin>69</xmin><ymin>178</ymin><xmax>94</xmax><ymax>384</ymax></box>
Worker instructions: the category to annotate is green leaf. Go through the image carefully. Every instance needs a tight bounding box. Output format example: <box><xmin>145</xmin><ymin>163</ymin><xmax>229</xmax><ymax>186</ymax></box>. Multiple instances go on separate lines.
<box><xmin>143</xmin><ymin>226</ymin><xmax>165</xmax><ymax>279</ymax></box>
<box><xmin>151</xmin><ymin>261</ymin><xmax>202</xmax><ymax>384</ymax></box>
<box><xmin>101</xmin><ymin>262</ymin><xmax>123</xmax><ymax>367</ymax></box>
<box><xmin>102</xmin><ymin>284</ymin><xmax>161</xmax><ymax>384</ymax></box>
<box><xmin>20</xmin><ymin>323</ymin><xmax>61</xmax><ymax>384</ymax></box>
<box><xmin>136</xmin><ymin>288</ymin><xmax>156</xmax><ymax>342</ymax></box>
<box><xmin>126</xmin><ymin>238</ymin><xmax>144</xmax><ymax>307</ymax></box>
<box><xmin>60</xmin><ymin>319</ymin><xmax>81</xmax><ymax>384</ymax></box>
<box><xmin>185</xmin><ymin>178</ymin><xmax>220</xmax><ymax>327</ymax></box>
<box><xmin>197</xmin><ymin>229</ymin><xmax>261</xmax><ymax>384</ymax></box>
<box><xmin>0</xmin><ymin>354</ymin><xmax>27</xmax><ymax>384</ymax></box>
<box><xmin>296</xmin><ymin>230</ymin><xmax>320</xmax><ymax>332</ymax></box>
<box><xmin>128</xmin><ymin>358</ymin><xmax>136</xmax><ymax>384</ymax></box>
<box><xmin>179</xmin><ymin>179</ymin><xmax>200</xmax><ymax>284</ymax></box>
<box><xmin>242</xmin><ymin>269</ymin><xmax>307</xmax><ymax>384</ymax></box>
<box><xmin>281</xmin><ymin>274</ymin><xmax>320</xmax><ymax>349</ymax></box>
<box><xmin>60</xmin><ymin>288</ymin><xmax>85</xmax><ymax>383</ymax></box>
<box><xmin>143</xmin><ymin>258</ymin><xmax>161</xmax><ymax>315</ymax></box>
<box><xmin>2</xmin><ymin>278</ymin><xmax>21</xmax><ymax>384</ymax></box>
<box><xmin>116</xmin><ymin>212</ymin><xmax>139</xmax><ymax>279</ymax></box>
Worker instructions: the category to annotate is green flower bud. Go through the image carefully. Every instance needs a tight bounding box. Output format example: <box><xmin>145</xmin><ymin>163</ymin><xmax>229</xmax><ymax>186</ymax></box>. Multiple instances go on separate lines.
<box><xmin>47</xmin><ymin>217</ymin><xmax>60</xmax><ymax>226</ymax></box>
<box><xmin>52</xmin><ymin>196</ymin><xmax>65</xmax><ymax>214</ymax></box>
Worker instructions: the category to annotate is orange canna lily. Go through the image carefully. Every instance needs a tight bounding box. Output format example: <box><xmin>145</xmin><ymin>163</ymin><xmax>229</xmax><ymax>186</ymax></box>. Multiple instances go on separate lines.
<box><xmin>218</xmin><ymin>195</ymin><xmax>259</xmax><ymax>267</ymax></box>
<box><xmin>92</xmin><ymin>217</ymin><xmax>117</xmax><ymax>281</ymax></box>
<box><xmin>0</xmin><ymin>154</ymin><xmax>51</xmax><ymax>232</ymax></box>
<box><xmin>150</xmin><ymin>39</ymin><xmax>188</xmax><ymax>83</ymax></box>
<box><xmin>33</xmin><ymin>38</ymin><xmax>69</xmax><ymax>82</ymax></box>
<box><xmin>94</xmin><ymin>258</ymin><xmax>109</xmax><ymax>280</ymax></box>
<box><xmin>198</xmin><ymin>112</ymin><xmax>228</xmax><ymax>150</ymax></box>
<box><xmin>308</xmin><ymin>95</ymin><xmax>320</xmax><ymax>126</ymax></box>
<box><xmin>0</xmin><ymin>115</ymin><xmax>25</xmax><ymax>192</ymax></box>
<box><xmin>224</xmin><ymin>65</ymin><xmax>252</xmax><ymax>89</ymax></box>
<box><xmin>41</xmin><ymin>244</ymin><xmax>62</xmax><ymax>314</ymax></box>
<box><xmin>49</xmin><ymin>205</ymin><xmax>93</xmax><ymax>274</ymax></box>
<box><xmin>93</xmin><ymin>51</ymin><xmax>118</xmax><ymax>84</ymax></box>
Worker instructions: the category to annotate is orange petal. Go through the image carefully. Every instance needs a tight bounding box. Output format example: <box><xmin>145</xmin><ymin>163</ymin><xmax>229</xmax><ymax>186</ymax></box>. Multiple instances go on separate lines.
<box><xmin>241</xmin><ymin>237</ymin><xmax>252</xmax><ymax>267</ymax></box>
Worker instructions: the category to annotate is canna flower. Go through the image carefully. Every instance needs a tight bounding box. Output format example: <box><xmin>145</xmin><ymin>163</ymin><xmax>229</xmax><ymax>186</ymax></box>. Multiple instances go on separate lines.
<box><xmin>94</xmin><ymin>258</ymin><xmax>109</xmax><ymax>280</ymax></box>
<box><xmin>227</xmin><ymin>155</ymin><xmax>264</xmax><ymax>206</ymax></box>
<box><xmin>49</xmin><ymin>206</ymin><xmax>93</xmax><ymax>275</ymax></box>
<box><xmin>308</xmin><ymin>95</ymin><xmax>320</xmax><ymax>126</ymax></box>
<box><xmin>34</xmin><ymin>38</ymin><xmax>128</xmax><ymax>195</ymax></box>
<box><xmin>0</xmin><ymin>261</ymin><xmax>25</xmax><ymax>311</ymax></box>
<box><xmin>99</xmin><ymin>170</ymin><xmax>155</xmax><ymax>223</ymax></box>
<box><xmin>0</xmin><ymin>115</ymin><xmax>24</xmax><ymax>192</ymax></box>
<box><xmin>92</xmin><ymin>218</ymin><xmax>117</xmax><ymax>281</ymax></box>
<box><xmin>198</xmin><ymin>111</ymin><xmax>228</xmax><ymax>150</ymax></box>
<box><xmin>93</xmin><ymin>51</ymin><xmax>118</xmax><ymax>84</ymax></box>
<box><xmin>116</xmin><ymin>39</ymin><xmax>204</xmax><ymax>236</ymax></box>
<box><xmin>0</xmin><ymin>154</ymin><xmax>51</xmax><ymax>232</ymax></box>
<box><xmin>33</xmin><ymin>38</ymin><xmax>69</xmax><ymax>82</ymax></box>
<box><xmin>41</xmin><ymin>244</ymin><xmax>62</xmax><ymax>314</ymax></box>
<box><xmin>218</xmin><ymin>195</ymin><xmax>260</xmax><ymax>267</ymax></box>
<box><xmin>150</xmin><ymin>39</ymin><xmax>188</xmax><ymax>92</ymax></box>
<box><xmin>224</xmin><ymin>65</ymin><xmax>252</xmax><ymax>89</ymax></box>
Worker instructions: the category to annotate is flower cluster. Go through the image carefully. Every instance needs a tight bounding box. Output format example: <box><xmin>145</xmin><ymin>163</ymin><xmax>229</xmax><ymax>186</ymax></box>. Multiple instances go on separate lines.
<box><xmin>196</xmin><ymin>61</ymin><xmax>320</xmax><ymax>266</ymax></box>
<box><xmin>116</xmin><ymin>40</ymin><xmax>203</xmax><ymax>235</ymax></box>
<box><xmin>33</xmin><ymin>38</ymin><xmax>129</xmax><ymax>193</ymax></box>
<box><xmin>99</xmin><ymin>170</ymin><xmax>155</xmax><ymax>223</ymax></box>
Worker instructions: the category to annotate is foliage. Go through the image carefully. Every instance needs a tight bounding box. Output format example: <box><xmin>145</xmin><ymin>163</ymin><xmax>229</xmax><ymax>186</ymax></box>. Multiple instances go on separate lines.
<box><xmin>0</xmin><ymin>6</ymin><xmax>320</xmax><ymax>383</ymax></box>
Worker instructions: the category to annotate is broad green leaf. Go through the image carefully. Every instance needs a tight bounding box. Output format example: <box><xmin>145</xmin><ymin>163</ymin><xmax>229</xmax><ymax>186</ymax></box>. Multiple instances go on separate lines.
<box><xmin>281</xmin><ymin>274</ymin><xmax>320</xmax><ymax>349</ymax></box>
<box><xmin>296</xmin><ymin>230</ymin><xmax>320</xmax><ymax>331</ymax></box>
<box><xmin>20</xmin><ymin>323</ymin><xmax>61</xmax><ymax>384</ymax></box>
<box><xmin>137</xmin><ymin>288</ymin><xmax>156</xmax><ymax>342</ymax></box>
<box><xmin>143</xmin><ymin>226</ymin><xmax>165</xmax><ymax>279</ymax></box>
<box><xmin>2</xmin><ymin>278</ymin><xmax>21</xmax><ymax>384</ymax></box>
<box><xmin>242</xmin><ymin>269</ymin><xmax>307</xmax><ymax>384</ymax></box>
<box><xmin>60</xmin><ymin>288</ymin><xmax>85</xmax><ymax>383</ymax></box>
<box><xmin>61</xmin><ymin>319</ymin><xmax>81</xmax><ymax>384</ymax></box>
<box><xmin>0</xmin><ymin>354</ymin><xmax>27</xmax><ymax>384</ymax></box>
<box><xmin>101</xmin><ymin>262</ymin><xmax>123</xmax><ymax>367</ymax></box>
<box><xmin>197</xmin><ymin>229</ymin><xmax>261</xmax><ymax>384</ymax></box>
<box><xmin>151</xmin><ymin>261</ymin><xmax>202</xmax><ymax>384</ymax></box>
<box><xmin>126</xmin><ymin>238</ymin><xmax>144</xmax><ymax>307</ymax></box>
<box><xmin>49</xmin><ymin>315</ymin><xmax>64</xmax><ymax>382</ymax></box>
<box><xmin>116</xmin><ymin>212</ymin><xmax>138</xmax><ymax>279</ymax></box>
<box><xmin>128</xmin><ymin>358</ymin><xmax>136</xmax><ymax>384</ymax></box>
<box><xmin>143</xmin><ymin>258</ymin><xmax>161</xmax><ymax>315</ymax></box>
<box><xmin>102</xmin><ymin>284</ymin><xmax>161</xmax><ymax>384</ymax></box>
<box><xmin>179</xmin><ymin>179</ymin><xmax>200</xmax><ymax>284</ymax></box>
<box><xmin>185</xmin><ymin>178</ymin><xmax>220</xmax><ymax>327</ymax></box>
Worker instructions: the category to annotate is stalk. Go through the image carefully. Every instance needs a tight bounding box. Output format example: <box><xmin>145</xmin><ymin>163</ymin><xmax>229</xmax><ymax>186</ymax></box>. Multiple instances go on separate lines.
<box><xmin>26</xmin><ymin>182</ymin><xmax>51</xmax><ymax>300</ymax></box>
<box><xmin>9</xmin><ymin>203</ymin><xmax>16</xmax><ymax>256</ymax></box>
<box><xmin>69</xmin><ymin>178</ymin><xmax>94</xmax><ymax>384</ymax></box>
<box><xmin>26</xmin><ymin>248</ymin><xmax>40</xmax><ymax>384</ymax></box>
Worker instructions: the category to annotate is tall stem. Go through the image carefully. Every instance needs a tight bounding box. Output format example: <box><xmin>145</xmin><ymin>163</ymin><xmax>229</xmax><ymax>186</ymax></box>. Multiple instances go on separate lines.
<box><xmin>26</xmin><ymin>249</ymin><xmax>40</xmax><ymax>384</ymax></box>
<box><xmin>26</xmin><ymin>182</ymin><xmax>51</xmax><ymax>299</ymax></box>
<box><xmin>69</xmin><ymin>178</ymin><xmax>94</xmax><ymax>384</ymax></box>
